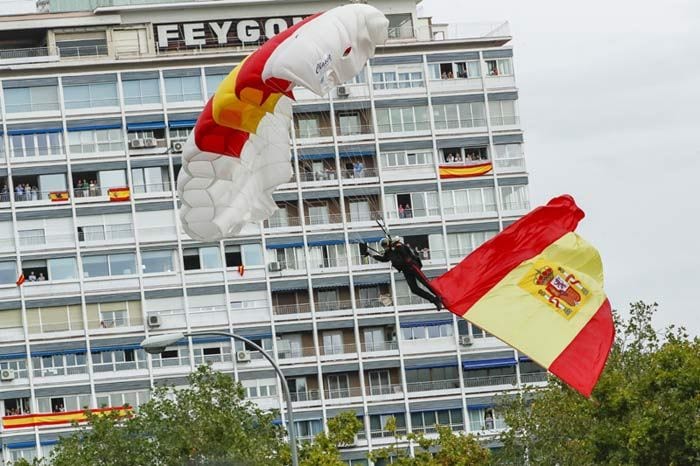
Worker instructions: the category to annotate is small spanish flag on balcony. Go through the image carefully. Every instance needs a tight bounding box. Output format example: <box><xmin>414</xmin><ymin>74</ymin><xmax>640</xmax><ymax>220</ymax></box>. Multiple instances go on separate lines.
<box><xmin>238</xmin><ymin>265</ymin><xmax>245</xmax><ymax>276</ymax></box>
<box><xmin>431</xmin><ymin>195</ymin><xmax>614</xmax><ymax>397</ymax></box>
<box><xmin>49</xmin><ymin>191</ymin><xmax>69</xmax><ymax>202</ymax></box>
<box><xmin>439</xmin><ymin>162</ymin><xmax>492</xmax><ymax>179</ymax></box>
<box><xmin>108</xmin><ymin>187</ymin><xmax>130</xmax><ymax>202</ymax></box>
<box><xmin>15</xmin><ymin>274</ymin><xmax>25</xmax><ymax>287</ymax></box>
<box><xmin>2</xmin><ymin>407</ymin><xmax>131</xmax><ymax>430</ymax></box>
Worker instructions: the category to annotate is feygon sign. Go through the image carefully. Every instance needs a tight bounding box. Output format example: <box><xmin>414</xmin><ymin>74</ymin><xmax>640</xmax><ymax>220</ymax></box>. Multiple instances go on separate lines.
<box><xmin>156</xmin><ymin>16</ymin><xmax>307</xmax><ymax>49</ymax></box>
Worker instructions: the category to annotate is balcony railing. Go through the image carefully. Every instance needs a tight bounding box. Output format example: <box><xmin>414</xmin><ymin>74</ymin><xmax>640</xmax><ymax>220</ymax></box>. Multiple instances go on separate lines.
<box><xmin>33</xmin><ymin>365</ymin><xmax>87</xmax><ymax>378</ymax></box>
<box><xmin>355</xmin><ymin>294</ymin><xmax>393</xmax><ymax>308</ymax></box>
<box><xmin>304</xmin><ymin>212</ymin><xmax>343</xmax><ymax>225</ymax></box>
<box><xmin>10</xmin><ymin>146</ymin><xmax>65</xmax><ymax>160</ymax></box>
<box><xmin>273</xmin><ymin>303</ymin><xmax>311</xmax><ymax>316</ymax></box>
<box><xmin>93</xmin><ymin>360</ymin><xmax>148</xmax><ymax>373</ymax></box>
<box><xmin>336</xmin><ymin>124</ymin><xmax>374</xmax><ymax>137</ymax></box>
<box><xmin>12</xmin><ymin>189</ymin><xmax>65</xmax><ymax>202</ymax></box>
<box><xmin>325</xmin><ymin>386</ymin><xmax>363</xmax><ymax>400</ymax></box>
<box><xmin>315</xmin><ymin>299</ymin><xmax>352</xmax><ymax>313</ymax></box>
<box><xmin>295</xmin><ymin>126</ymin><xmax>333</xmax><ymax>140</ymax></box>
<box><xmin>132</xmin><ymin>182</ymin><xmax>171</xmax><ymax>194</ymax></box>
<box><xmin>434</xmin><ymin>118</ymin><xmax>487</xmax><ymax>131</ymax></box>
<box><xmin>298</xmin><ymin>171</ymin><xmax>337</xmax><ymax>183</ymax></box>
<box><xmin>340</xmin><ymin>167</ymin><xmax>378</xmax><ymax>180</ymax></box>
<box><xmin>361</xmin><ymin>340</ymin><xmax>398</xmax><ymax>353</ymax></box>
<box><xmin>520</xmin><ymin>372</ymin><xmax>548</xmax><ymax>384</ymax></box>
<box><xmin>370</xmin><ymin>427</ymin><xmax>407</xmax><ymax>438</ymax></box>
<box><xmin>463</xmin><ymin>374</ymin><xmax>517</xmax><ymax>388</ymax></box>
<box><xmin>366</xmin><ymin>383</ymin><xmax>403</xmax><ymax>396</ymax></box>
<box><xmin>490</xmin><ymin>115</ymin><xmax>520</xmax><ymax>126</ymax></box>
<box><xmin>406</xmin><ymin>378</ymin><xmax>460</xmax><ymax>392</ymax></box>
<box><xmin>320</xmin><ymin>343</ymin><xmax>356</xmax><ymax>356</ymax></box>
<box><xmin>385</xmin><ymin>207</ymin><xmax>440</xmax><ymax>220</ymax></box>
<box><xmin>265</xmin><ymin>216</ymin><xmax>301</xmax><ymax>229</ymax></box>
<box><xmin>501</xmin><ymin>200</ymin><xmax>530</xmax><ymax>211</ymax></box>
<box><xmin>289</xmin><ymin>389</ymin><xmax>321</xmax><ymax>402</ymax></box>
<box><xmin>469</xmin><ymin>418</ymin><xmax>507</xmax><ymax>432</ymax></box>
<box><xmin>494</xmin><ymin>157</ymin><xmax>526</xmax><ymax>172</ymax></box>
<box><xmin>277</xmin><ymin>345</ymin><xmax>316</xmax><ymax>359</ymax></box>
<box><xmin>412</xmin><ymin>423</ymin><xmax>464</xmax><ymax>434</ymax></box>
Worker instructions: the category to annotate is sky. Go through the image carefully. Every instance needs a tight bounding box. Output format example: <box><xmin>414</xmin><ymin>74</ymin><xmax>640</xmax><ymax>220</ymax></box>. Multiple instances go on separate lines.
<box><xmin>420</xmin><ymin>0</ymin><xmax>700</xmax><ymax>335</ymax></box>
<box><xmin>1</xmin><ymin>0</ymin><xmax>698</xmax><ymax>335</ymax></box>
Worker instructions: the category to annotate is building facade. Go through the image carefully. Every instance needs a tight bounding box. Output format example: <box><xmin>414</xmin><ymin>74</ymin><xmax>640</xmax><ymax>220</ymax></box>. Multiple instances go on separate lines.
<box><xmin>0</xmin><ymin>0</ymin><xmax>541</xmax><ymax>463</ymax></box>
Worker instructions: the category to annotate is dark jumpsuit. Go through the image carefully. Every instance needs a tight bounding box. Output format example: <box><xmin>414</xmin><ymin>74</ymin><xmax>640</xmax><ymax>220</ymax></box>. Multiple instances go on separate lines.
<box><xmin>369</xmin><ymin>243</ymin><xmax>442</xmax><ymax>307</ymax></box>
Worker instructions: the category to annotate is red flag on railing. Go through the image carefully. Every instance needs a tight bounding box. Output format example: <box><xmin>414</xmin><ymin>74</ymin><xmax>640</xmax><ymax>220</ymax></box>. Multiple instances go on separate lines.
<box><xmin>15</xmin><ymin>274</ymin><xmax>25</xmax><ymax>286</ymax></box>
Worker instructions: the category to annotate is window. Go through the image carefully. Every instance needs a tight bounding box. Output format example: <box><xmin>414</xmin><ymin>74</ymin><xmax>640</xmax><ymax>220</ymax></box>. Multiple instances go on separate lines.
<box><xmin>411</xmin><ymin>408</ymin><xmax>463</xmax><ymax>433</ymax></box>
<box><xmin>500</xmin><ymin>185</ymin><xmax>529</xmax><ymax>210</ymax></box>
<box><xmin>433</xmin><ymin>102</ymin><xmax>486</xmax><ymax>129</ymax></box>
<box><xmin>385</xmin><ymin>191</ymin><xmax>439</xmax><ymax>219</ymax></box>
<box><xmin>122</xmin><ymin>78</ymin><xmax>161</xmax><ymax>105</ymax></box>
<box><xmin>494</xmin><ymin>144</ymin><xmax>525</xmax><ymax>171</ymax></box>
<box><xmin>48</xmin><ymin>257</ymin><xmax>78</xmax><ymax>281</ymax></box>
<box><xmin>381</xmin><ymin>150</ymin><xmax>433</xmax><ymax>168</ymax></box>
<box><xmin>429</xmin><ymin>61</ymin><xmax>480</xmax><ymax>80</ymax></box>
<box><xmin>349</xmin><ymin>200</ymin><xmax>371</xmax><ymax>222</ymax></box>
<box><xmin>297</xmin><ymin>117</ymin><xmax>321</xmax><ymax>138</ymax></box>
<box><xmin>99</xmin><ymin>169</ymin><xmax>127</xmax><ymax>190</ymax></box>
<box><xmin>405</xmin><ymin>366</ymin><xmax>458</xmax><ymax>384</ymax></box>
<box><xmin>10</xmin><ymin>131</ymin><xmax>63</xmax><ymax>158</ymax></box>
<box><xmin>326</xmin><ymin>374</ymin><xmax>350</xmax><ymax>398</ymax></box>
<box><xmin>205</xmin><ymin>74</ymin><xmax>227</xmax><ymax>97</ymax></box>
<box><xmin>183</xmin><ymin>246</ymin><xmax>221</xmax><ymax>271</ymax></box>
<box><xmin>295</xmin><ymin>419</ymin><xmax>323</xmax><ymax>439</ymax></box>
<box><xmin>63</xmin><ymin>82</ymin><xmax>118</xmax><ymax>109</ymax></box>
<box><xmin>386</xmin><ymin>13</ymin><xmax>413</xmax><ymax>39</ymax></box>
<box><xmin>306</xmin><ymin>204</ymin><xmax>330</xmax><ymax>225</ymax></box>
<box><xmin>96</xmin><ymin>390</ymin><xmax>150</xmax><ymax>409</ymax></box>
<box><xmin>367</xmin><ymin>369</ymin><xmax>391</xmax><ymax>394</ymax></box>
<box><xmin>488</xmin><ymin>99</ymin><xmax>518</xmax><ymax>125</ymax></box>
<box><xmin>169</xmin><ymin>127</ymin><xmax>191</xmax><ymax>142</ymax></box>
<box><xmin>141</xmin><ymin>250</ymin><xmax>174</xmax><ymax>273</ymax></box>
<box><xmin>485</xmin><ymin>58</ymin><xmax>513</xmax><ymax>76</ymax></box>
<box><xmin>442</xmin><ymin>187</ymin><xmax>496</xmax><ymax>216</ymax></box>
<box><xmin>244</xmin><ymin>379</ymin><xmax>277</xmax><ymax>399</ymax></box>
<box><xmin>401</xmin><ymin>322</ymin><xmax>453</xmax><ymax>340</ymax></box>
<box><xmin>338</xmin><ymin>112</ymin><xmax>362</xmax><ymax>135</ymax></box>
<box><xmin>444</xmin><ymin>231</ymin><xmax>497</xmax><ymax>260</ymax></box>
<box><xmin>322</xmin><ymin>331</ymin><xmax>344</xmax><ymax>355</ymax></box>
<box><xmin>241</xmin><ymin>243</ymin><xmax>263</xmax><ymax>266</ymax></box>
<box><xmin>132</xmin><ymin>167</ymin><xmax>169</xmax><ymax>193</ymax></box>
<box><xmin>308</xmin><ymin>244</ymin><xmax>347</xmax><ymax>270</ymax></box>
<box><xmin>19</xmin><ymin>229</ymin><xmax>45</xmax><ymax>247</ymax></box>
<box><xmin>375</xmin><ymin>106</ymin><xmax>429</xmax><ymax>133</ymax></box>
<box><xmin>82</xmin><ymin>253</ymin><xmax>136</xmax><ymax>278</ymax></box>
<box><xmin>100</xmin><ymin>309</ymin><xmax>128</xmax><ymax>328</ymax></box>
<box><xmin>4</xmin><ymin>85</ymin><xmax>59</xmax><ymax>113</ymax></box>
<box><xmin>4</xmin><ymin>397</ymin><xmax>31</xmax><ymax>416</ymax></box>
<box><xmin>370</xmin><ymin>413</ymin><xmax>406</xmax><ymax>437</ymax></box>
<box><xmin>0</xmin><ymin>260</ymin><xmax>16</xmax><ymax>284</ymax></box>
<box><xmin>268</xmin><ymin>247</ymin><xmax>305</xmax><ymax>271</ymax></box>
<box><xmin>68</xmin><ymin>128</ymin><xmax>123</xmax><ymax>154</ymax></box>
<box><xmin>373</xmin><ymin>69</ymin><xmax>424</xmax><ymax>90</ymax></box>
<box><xmin>164</xmin><ymin>75</ymin><xmax>202</xmax><ymax>103</ymax></box>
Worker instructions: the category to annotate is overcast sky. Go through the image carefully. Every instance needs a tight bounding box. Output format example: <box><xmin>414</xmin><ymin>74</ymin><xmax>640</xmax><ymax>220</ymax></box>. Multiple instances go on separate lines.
<box><xmin>421</xmin><ymin>0</ymin><xmax>700</xmax><ymax>335</ymax></box>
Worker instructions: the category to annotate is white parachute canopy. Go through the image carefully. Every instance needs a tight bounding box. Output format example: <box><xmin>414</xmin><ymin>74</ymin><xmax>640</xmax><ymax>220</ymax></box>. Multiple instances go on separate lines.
<box><xmin>177</xmin><ymin>4</ymin><xmax>389</xmax><ymax>241</ymax></box>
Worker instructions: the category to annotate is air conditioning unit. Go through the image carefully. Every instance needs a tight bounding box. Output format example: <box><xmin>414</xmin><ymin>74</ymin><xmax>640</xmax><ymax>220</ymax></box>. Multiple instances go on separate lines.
<box><xmin>459</xmin><ymin>335</ymin><xmax>473</xmax><ymax>346</ymax></box>
<box><xmin>129</xmin><ymin>139</ymin><xmax>144</xmax><ymax>149</ymax></box>
<box><xmin>267</xmin><ymin>262</ymin><xmax>282</xmax><ymax>272</ymax></box>
<box><xmin>236</xmin><ymin>350</ymin><xmax>251</xmax><ymax>362</ymax></box>
<box><xmin>0</xmin><ymin>369</ymin><xmax>16</xmax><ymax>381</ymax></box>
<box><xmin>337</xmin><ymin>86</ymin><xmax>350</xmax><ymax>97</ymax></box>
<box><xmin>147</xmin><ymin>315</ymin><xmax>162</xmax><ymax>328</ymax></box>
<box><xmin>171</xmin><ymin>141</ymin><xmax>184</xmax><ymax>153</ymax></box>
<box><xmin>142</xmin><ymin>138</ymin><xmax>158</xmax><ymax>148</ymax></box>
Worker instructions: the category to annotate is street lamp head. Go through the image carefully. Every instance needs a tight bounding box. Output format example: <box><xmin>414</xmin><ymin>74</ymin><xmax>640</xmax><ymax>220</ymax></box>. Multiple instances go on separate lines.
<box><xmin>140</xmin><ymin>332</ymin><xmax>185</xmax><ymax>354</ymax></box>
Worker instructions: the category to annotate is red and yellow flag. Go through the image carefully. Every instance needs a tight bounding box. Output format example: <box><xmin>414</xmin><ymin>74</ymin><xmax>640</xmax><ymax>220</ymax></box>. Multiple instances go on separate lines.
<box><xmin>108</xmin><ymin>187</ymin><xmax>130</xmax><ymax>202</ymax></box>
<box><xmin>15</xmin><ymin>274</ymin><xmax>25</xmax><ymax>287</ymax></box>
<box><xmin>49</xmin><ymin>191</ymin><xmax>69</xmax><ymax>202</ymax></box>
<box><xmin>2</xmin><ymin>407</ymin><xmax>131</xmax><ymax>429</ymax></box>
<box><xmin>431</xmin><ymin>195</ymin><xmax>614</xmax><ymax>397</ymax></box>
<box><xmin>439</xmin><ymin>162</ymin><xmax>492</xmax><ymax>179</ymax></box>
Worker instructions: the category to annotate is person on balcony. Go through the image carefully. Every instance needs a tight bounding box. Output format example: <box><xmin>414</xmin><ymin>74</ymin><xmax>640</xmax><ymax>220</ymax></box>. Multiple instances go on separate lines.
<box><xmin>361</xmin><ymin>238</ymin><xmax>443</xmax><ymax>311</ymax></box>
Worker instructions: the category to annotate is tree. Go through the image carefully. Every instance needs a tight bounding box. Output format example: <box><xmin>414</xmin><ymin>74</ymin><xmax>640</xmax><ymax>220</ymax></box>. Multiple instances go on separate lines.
<box><xmin>497</xmin><ymin>301</ymin><xmax>700</xmax><ymax>466</ymax></box>
<box><xmin>369</xmin><ymin>416</ymin><xmax>491</xmax><ymax>466</ymax></box>
<box><xmin>47</xmin><ymin>365</ymin><xmax>290</xmax><ymax>466</ymax></box>
<box><xmin>299</xmin><ymin>411</ymin><xmax>363</xmax><ymax>466</ymax></box>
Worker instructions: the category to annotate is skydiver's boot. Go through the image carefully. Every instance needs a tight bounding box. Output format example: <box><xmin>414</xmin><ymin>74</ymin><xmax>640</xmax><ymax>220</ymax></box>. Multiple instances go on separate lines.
<box><xmin>432</xmin><ymin>296</ymin><xmax>444</xmax><ymax>312</ymax></box>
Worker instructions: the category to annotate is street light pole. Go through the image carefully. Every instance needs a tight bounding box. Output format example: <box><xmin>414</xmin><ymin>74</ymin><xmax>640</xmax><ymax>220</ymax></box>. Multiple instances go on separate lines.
<box><xmin>141</xmin><ymin>330</ymin><xmax>299</xmax><ymax>466</ymax></box>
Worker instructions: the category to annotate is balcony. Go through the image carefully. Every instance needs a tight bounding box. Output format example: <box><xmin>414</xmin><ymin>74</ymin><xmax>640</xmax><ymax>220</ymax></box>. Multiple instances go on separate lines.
<box><xmin>494</xmin><ymin>156</ymin><xmax>526</xmax><ymax>173</ymax></box>
<box><xmin>520</xmin><ymin>372</ymin><xmax>548</xmax><ymax>384</ymax></box>
<box><xmin>325</xmin><ymin>386</ymin><xmax>363</xmax><ymax>401</ymax></box>
<box><xmin>469</xmin><ymin>418</ymin><xmax>507</xmax><ymax>432</ymax></box>
<box><xmin>340</xmin><ymin>167</ymin><xmax>379</xmax><ymax>184</ymax></box>
<box><xmin>360</xmin><ymin>340</ymin><xmax>398</xmax><ymax>353</ymax></box>
<box><xmin>304</xmin><ymin>212</ymin><xmax>343</xmax><ymax>227</ymax></box>
<box><xmin>336</xmin><ymin>123</ymin><xmax>374</xmax><ymax>142</ymax></box>
<box><xmin>319</xmin><ymin>343</ymin><xmax>357</xmax><ymax>358</ymax></box>
<box><xmin>315</xmin><ymin>299</ymin><xmax>353</xmax><ymax>313</ymax></box>
<box><xmin>463</xmin><ymin>374</ymin><xmax>517</xmax><ymax>389</ymax></box>
<box><xmin>273</xmin><ymin>302</ymin><xmax>311</xmax><ymax>317</ymax></box>
<box><xmin>366</xmin><ymin>383</ymin><xmax>403</xmax><ymax>397</ymax></box>
<box><xmin>406</xmin><ymin>378</ymin><xmax>461</xmax><ymax>393</ymax></box>
<box><xmin>2</xmin><ymin>406</ymin><xmax>127</xmax><ymax>431</ymax></box>
<box><xmin>289</xmin><ymin>390</ymin><xmax>322</xmax><ymax>403</ymax></box>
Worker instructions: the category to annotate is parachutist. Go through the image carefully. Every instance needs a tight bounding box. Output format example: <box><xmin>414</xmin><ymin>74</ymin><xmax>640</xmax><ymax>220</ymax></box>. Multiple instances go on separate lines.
<box><xmin>361</xmin><ymin>239</ymin><xmax>444</xmax><ymax>312</ymax></box>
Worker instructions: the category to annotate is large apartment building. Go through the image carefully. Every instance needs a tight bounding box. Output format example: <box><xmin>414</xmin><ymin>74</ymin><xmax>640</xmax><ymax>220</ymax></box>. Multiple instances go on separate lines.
<box><xmin>0</xmin><ymin>0</ymin><xmax>540</xmax><ymax>463</ymax></box>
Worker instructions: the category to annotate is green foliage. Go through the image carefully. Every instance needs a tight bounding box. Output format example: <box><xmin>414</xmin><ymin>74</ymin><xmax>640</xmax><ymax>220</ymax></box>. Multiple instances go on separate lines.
<box><xmin>369</xmin><ymin>416</ymin><xmax>491</xmax><ymax>466</ymax></box>
<box><xmin>497</xmin><ymin>301</ymin><xmax>700</xmax><ymax>466</ymax></box>
<box><xmin>48</xmin><ymin>365</ymin><xmax>290</xmax><ymax>466</ymax></box>
<box><xmin>299</xmin><ymin>411</ymin><xmax>363</xmax><ymax>466</ymax></box>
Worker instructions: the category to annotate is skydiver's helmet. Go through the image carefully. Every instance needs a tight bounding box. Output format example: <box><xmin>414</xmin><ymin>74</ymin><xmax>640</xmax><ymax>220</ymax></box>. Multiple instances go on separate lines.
<box><xmin>380</xmin><ymin>237</ymin><xmax>402</xmax><ymax>250</ymax></box>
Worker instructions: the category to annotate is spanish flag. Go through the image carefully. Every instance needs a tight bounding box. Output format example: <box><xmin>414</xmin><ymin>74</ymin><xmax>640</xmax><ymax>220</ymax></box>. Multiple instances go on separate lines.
<box><xmin>439</xmin><ymin>162</ymin><xmax>492</xmax><ymax>179</ymax></box>
<box><xmin>2</xmin><ymin>407</ymin><xmax>131</xmax><ymax>429</ymax></box>
<box><xmin>108</xmin><ymin>187</ymin><xmax>130</xmax><ymax>202</ymax></box>
<box><xmin>49</xmin><ymin>191</ymin><xmax>69</xmax><ymax>202</ymax></box>
<box><xmin>237</xmin><ymin>265</ymin><xmax>245</xmax><ymax>276</ymax></box>
<box><xmin>431</xmin><ymin>195</ymin><xmax>614</xmax><ymax>397</ymax></box>
<box><xmin>15</xmin><ymin>274</ymin><xmax>25</xmax><ymax>286</ymax></box>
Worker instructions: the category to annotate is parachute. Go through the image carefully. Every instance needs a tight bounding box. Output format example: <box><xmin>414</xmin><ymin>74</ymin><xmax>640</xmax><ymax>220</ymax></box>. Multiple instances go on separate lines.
<box><xmin>178</xmin><ymin>4</ymin><xmax>389</xmax><ymax>241</ymax></box>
